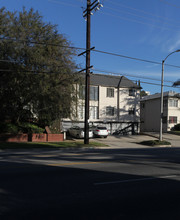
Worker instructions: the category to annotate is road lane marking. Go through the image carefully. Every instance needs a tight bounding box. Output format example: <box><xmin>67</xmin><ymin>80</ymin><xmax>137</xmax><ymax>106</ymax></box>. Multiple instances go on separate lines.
<box><xmin>32</xmin><ymin>153</ymin><xmax>83</xmax><ymax>157</ymax></box>
<box><xmin>33</xmin><ymin>155</ymin><xmax>58</xmax><ymax>158</ymax></box>
<box><xmin>47</xmin><ymin>161</ymin><xmax>105</xmax><ymax>166</ymax></box>
<box><xmin>94</xmin><ymin>175</ymin><xmax>179</xmax><ymax>186</ymax></box>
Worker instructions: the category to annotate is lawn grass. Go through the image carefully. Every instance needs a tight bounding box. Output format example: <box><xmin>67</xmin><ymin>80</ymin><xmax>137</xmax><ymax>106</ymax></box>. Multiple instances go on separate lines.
<box><xmin>168</xmin><ymin>131</ymin><xmax>180</xmax><ymax>136</ymax></box>
<box><xmin>0</xmin><ymin>140</ymin><xmax>107</xmax><ymax>150</ymax></box>
<box><xmin>139</xmin><ymin>140</ymin><xmax>171</xmax><ymax>146</ymax></box>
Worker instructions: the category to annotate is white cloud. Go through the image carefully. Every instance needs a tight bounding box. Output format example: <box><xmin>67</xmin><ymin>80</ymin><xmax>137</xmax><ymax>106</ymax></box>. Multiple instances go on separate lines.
<box><xmin>161</xmin><ymin>32</ymin><xmax>180</xmax><ymax>53</ymax></box>
<box><xmin>168</xmin><ymin>39</ymin><xmax>180</xmax><ymax>52</ymax></box>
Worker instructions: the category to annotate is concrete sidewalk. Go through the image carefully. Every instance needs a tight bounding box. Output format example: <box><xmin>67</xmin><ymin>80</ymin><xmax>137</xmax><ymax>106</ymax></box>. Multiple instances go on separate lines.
<box><xmin>142</xmin><ymin>132</ymin><xmax>180</xmax><ymax>147</ymax></box>
<box><xmin>92</xmin><ymin>133</ymin><xmax>180</xmax><ymax>148</ymax></box>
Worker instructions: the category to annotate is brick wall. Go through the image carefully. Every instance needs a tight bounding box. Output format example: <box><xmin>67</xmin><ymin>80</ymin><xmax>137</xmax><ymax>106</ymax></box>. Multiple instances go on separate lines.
<box><xmin>0</xmin><ymin>133</ymin><xmax>64</xmax><ymax>142</ymax></box>
<box><xmin>47</xmin><ymin>134</ymin><xmax>64</xmax><ymax>142</ymax></box>
<box><xmin>31</xmin><ymin>134</ymin><xmax>47</xmax><ymax>142</ymax></box>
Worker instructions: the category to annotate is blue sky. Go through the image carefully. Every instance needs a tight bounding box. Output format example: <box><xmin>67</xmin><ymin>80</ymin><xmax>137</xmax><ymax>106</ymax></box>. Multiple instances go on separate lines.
<box><xmin>2</xmin><ymin>0</ymin><xmax>180</xmax><ymax>94</ymax></box>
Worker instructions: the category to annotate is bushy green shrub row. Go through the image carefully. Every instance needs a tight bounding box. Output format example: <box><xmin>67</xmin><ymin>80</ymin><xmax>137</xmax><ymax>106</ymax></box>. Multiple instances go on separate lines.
<box><xmin>0</xmin><ymin>122</ymin><xmax>44</xmax><ymax>134</ymax></box>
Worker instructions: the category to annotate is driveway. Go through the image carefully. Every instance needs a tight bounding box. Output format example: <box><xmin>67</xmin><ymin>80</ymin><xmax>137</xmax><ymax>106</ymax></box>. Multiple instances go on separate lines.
<box><xmin>92</xmin><ymin>133</ymin><xmax>180</xmax><ymax>148</ymax></box>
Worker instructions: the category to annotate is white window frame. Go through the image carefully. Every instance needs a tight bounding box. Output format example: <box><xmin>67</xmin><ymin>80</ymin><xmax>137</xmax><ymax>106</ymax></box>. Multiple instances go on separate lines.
<box><xmin>106</xmin><ymin>106</ymin><xmax>114</xmax><ymax>116</ymax></box>
<box><xmin>90</xmin><ymin>86</ymin><xmax>98</xmax><ymax>101</ymax></box>
<box><xmin>78</xmin><ymin>105</ymin><xmax>84</xmax><ymax>120</ymax></box>
<box><xmin>89</xmin><ymin>106</ymin><xmax>98</xmax><ymax>119</ymax></box>
<box><xmin>129</xmin><ymin>89</ymin><xmax>136</xmax><ymax>96</ymax></box>
<box><xmin>128</xmin><ymin>108</ymin><xmax>135</xmax><ymax>115</ymax></box>
<box><xmin>107</xmin><ymin>88</ymin><xmax>114</xmax><ymax>98</ymax></box>
<box><xmin>169</xmin><ymin>116</ymin><xmax>177</xmax><ymax>124</ymax></box>
<box><xmin>169</xmin><ymin>99</ymin><xmax>178</xmax><ymax>107</ymax></box>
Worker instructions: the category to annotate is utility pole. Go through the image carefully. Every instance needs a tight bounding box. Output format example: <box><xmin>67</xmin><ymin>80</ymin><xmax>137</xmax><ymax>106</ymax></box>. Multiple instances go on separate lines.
<box><xmin>84</xmin><ymin>0</ymin><xmax>91</xmax><ymax>144</ymax></box>
<box><xmin>79</xmin><ymin>0</ymin><xmax>103</xmax><ymax>144</ymax></box>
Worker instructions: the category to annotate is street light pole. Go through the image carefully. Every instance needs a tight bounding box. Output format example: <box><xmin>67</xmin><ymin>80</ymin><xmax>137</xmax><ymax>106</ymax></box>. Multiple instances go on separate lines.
<box><xmin>159</xmin><ymin>49</ymin><xmax>180</xmax><ymax>141</ymax></box>
<box><xmin>159</xmin><ymin>60</ymin><xmax>164</xmax><ymax>141</ymax></box>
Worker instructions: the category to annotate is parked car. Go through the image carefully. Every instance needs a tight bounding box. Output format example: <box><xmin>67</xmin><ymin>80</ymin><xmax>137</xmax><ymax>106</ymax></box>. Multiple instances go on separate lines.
<box><xmin>68</xmin><ymin>126</ymin><xmax>93</xmax><ymax>139</ymax></box>
<box><xmin>93</xmin><ymin>126</ymin><xmax>109</xmax><ymax>138</ymax></box>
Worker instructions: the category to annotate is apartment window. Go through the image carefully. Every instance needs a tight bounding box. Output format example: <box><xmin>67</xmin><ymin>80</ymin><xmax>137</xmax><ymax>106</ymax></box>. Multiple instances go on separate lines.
<box><xmin>107</xmin><ymin>88</ymin><xmax>114</xmax><ymax>97</ymax></box>
<box><xmin>163</xmin><ymin>116</ymin><xmax>167</xmax><ymax>124</ymax></box>
<box><xmin>140</xmin><ymin>103</ymin><xmax>145</xmax><ymax>108</ymax></box>
<box><xmin>169</xmin><ymin>99</ymin><xmax>178</xmax><ymax>107</ymax></box>
<box><xmin>79</xmin><ymin>85</ymin><xmax>98</xmax><ymax>101</ymax></box>
<box><xmin>78</xmin><ymin>105</ymin><xmax>84</xmax><ymax>119</ymax></box>
<box><xmin>90</xmin><ymin>106</ymin><xmax>98</xmax><ymax>119</ymax></box>
<box><xmin>79</xmin><ymin>85</ymin><xmax>85</xmax><ymax>100</ymax></box>
<box><xmin>169</xmin><ymin>116</ymin><xmax>177</xmax><ymax>124</ymax></box>
<box><xmin>78</xmin><ymin>106</ymin><xmax>98</xmax><ymax>120</ymax></box>
<box><xmin>128</xmin><ymin>108</ymin><xmax>135</xmax><ymax>115</ymax></box>
<box><xmin>163</xmin><ymin>100</ymin><xmax>168</xmax><ymax>107</ymax></box>
<box><xmin>106</xmin><ymin>106</ymin><xmax>114</xmax><ymax>116</ymax></box>
<box><xmin>90</xmin><ymin>86</ymin><xmax>98</xmax><ymax>101</ymax></box>
<box><xmin>129</xmin><ymin>89</ymin><xmax>136</xmax><ymax>96</ymax></box>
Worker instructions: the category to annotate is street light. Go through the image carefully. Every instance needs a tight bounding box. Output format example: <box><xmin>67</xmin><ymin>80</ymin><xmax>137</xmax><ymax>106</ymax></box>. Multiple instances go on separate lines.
<box><xmin>159</xmin><ymin>49</ymin><xmax>180</xmax><ymax>141</ymax></box>
<box><xmin>173</xmin><ymin>79</ymin><xmax>180</xmax><ymax>86</ymax></box>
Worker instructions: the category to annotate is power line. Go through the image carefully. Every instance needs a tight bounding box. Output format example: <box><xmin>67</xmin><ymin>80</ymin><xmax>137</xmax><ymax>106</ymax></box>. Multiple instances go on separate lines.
<box><xmin>1</xmin><ymin>37</ymin><xmax>180</xmax><ymax>69</ymax></box>
<box><xmin>105</xmin><ymin>6</ymin><xmax>180</xmax><ymax>28</ymax></box>
<box><xmin>0</xmin><ymin>66</ymin><xmax>77</xmax><ymax>75</ymax></box>
<box><xmin>139</xmin><ymin>80</ymin><xmax>175</xmax><ymax>88</ymax></box>
<box><xmin>91</xmin><ymin>73</ymin><xmax>178</xmax><ymax>88</ymax></box>
<box><xmin>74</xmin><ymin>0</ymin><xmax>84</xmax><ymax>3</ymax></box>
<box><xmin>92</xmin><ymin>72</ymin><xmax>178</xmax><ymax>88</ymax></box>
<box><xmin>159</xmin><ymin>0</ymin><xmax>180</xmax><ymax>9</ymax></box>
<box><xmin>93</xmin><ymin>68</ymin><xmax>174</xmax><ymax>83</ymax></box>
<box><xmin>0</xmin><ymin>37</ymin><xmax>83</xmax><ymax>51</ymax></box>
<box><xmin>0</xmin><ymin>64</ymin><xmax>175</xmax><ymax>85</ymax></box>
<box><xmin>48</xmin><ymin>0</ymin><xmax>80</xmax><ymax>8</ymax></box>
<box><xmin>99</xmin><ymin>11</ymin><xmax>180</xmax><ymax>33</ymax></box>
<box><xmin>0</xmin><ymin>62</ymin><xmax>178</xmax><ymax>89</ymax></box>
<box><xmin>106</xmin><ymin>0</ymin><xmax>180</xmax><ymax>24</ymax></box>
<box><xmin>0</xmin><ymin>55</ymin><xmax>176</xmax><ymax>84</ymax></box>
<box><xmin>92</xmin><ymin>48</ymin><xmax>180</xmax><ymax>69</ymax></box>
<box><xmin>94</xmin><ymin>47</ymin><xmax>160</xmax><ymax>65</ymax></box>
<box><xmin>0</xmin><ymin>58</ymin><xmax>76</xmax><ymax>70</ymax></box>
<box><xmin>104</xmin><ymin>5</ymin><xmax>180</xmax><ymax>29</ymax></box>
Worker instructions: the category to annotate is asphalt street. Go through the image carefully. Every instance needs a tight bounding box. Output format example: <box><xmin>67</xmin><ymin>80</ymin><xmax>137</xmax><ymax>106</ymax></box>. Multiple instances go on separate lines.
<box><xmin>0</xmin><ymin>142</ymin><xmax>180</xmax><ymax>220</ymax></box>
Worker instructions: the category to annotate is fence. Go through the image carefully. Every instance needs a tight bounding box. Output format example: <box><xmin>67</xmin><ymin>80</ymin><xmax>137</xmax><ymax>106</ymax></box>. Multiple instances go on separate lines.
<box><xmin>0</xmin><ymin>133</ymin><xmax>64</xmax><ymax>142</ymax></box>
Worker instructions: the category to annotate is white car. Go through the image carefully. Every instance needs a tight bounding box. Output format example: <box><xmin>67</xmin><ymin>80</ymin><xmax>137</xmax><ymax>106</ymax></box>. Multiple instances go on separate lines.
<box><xmin>93</xmin><ymin>126</ymin><xmax>109</xmax><ymax>138</ymax></box>
<box><xmin>68</xmin><ymin>126</ymin><xmax>93</xmax><ymax>139</ymax></box>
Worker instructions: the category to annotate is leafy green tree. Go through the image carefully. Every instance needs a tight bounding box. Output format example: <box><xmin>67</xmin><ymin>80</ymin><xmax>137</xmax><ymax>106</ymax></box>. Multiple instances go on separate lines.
<box><xmin>140</xmin><ymin>90</ymin><xmax>148</xmax><ymax>97</ymax></box>
<box><xmin>0</xmin><ymin>7</ymin><xmax>78</xmax><ymax>127</ymax></box>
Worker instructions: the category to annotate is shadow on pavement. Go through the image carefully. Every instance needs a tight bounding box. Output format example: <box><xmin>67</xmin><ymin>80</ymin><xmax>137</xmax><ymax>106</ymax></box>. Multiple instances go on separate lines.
<box><xmin>0</xmin><ymin>148</ymin><xmax>180</xmax><ymax>220</ymax></box>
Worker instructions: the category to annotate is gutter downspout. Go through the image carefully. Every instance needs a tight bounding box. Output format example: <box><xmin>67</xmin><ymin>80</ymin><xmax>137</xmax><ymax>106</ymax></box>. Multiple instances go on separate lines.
<box><xmin>117</xmin><ymin>76</ymin><xmax>124</xmax><ymax>121</ymax></box>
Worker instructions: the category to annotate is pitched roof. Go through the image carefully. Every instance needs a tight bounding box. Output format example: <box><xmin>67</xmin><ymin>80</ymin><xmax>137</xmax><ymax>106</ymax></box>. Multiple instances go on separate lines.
<box><xmin>140</xmin><ymin>91</ymin><xmax>180</xmax><ymax>101</ymax></box>
<box><xmin>89</xmin><ymin>74</ymin><xmax>140</xmax><ymax>88</ymax></box>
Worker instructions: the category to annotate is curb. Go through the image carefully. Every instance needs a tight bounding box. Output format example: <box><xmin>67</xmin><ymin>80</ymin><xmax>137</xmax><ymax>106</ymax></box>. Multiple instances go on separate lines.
<box><xmin>158</xmin><ymin>145</ymin><xmax>172</xmax><ymax>147</ymax></box>
<box><xmin>140</xmin><ymin>132</ymin><xmax>159</xmax><ymax>139</ymax></box>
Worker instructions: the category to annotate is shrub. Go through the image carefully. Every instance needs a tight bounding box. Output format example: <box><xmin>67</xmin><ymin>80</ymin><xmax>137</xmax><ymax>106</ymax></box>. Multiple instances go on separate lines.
<box><xmin>173</xmin><ymin>123</ymin><xmax>180</xmax><ymax>131</ymax></box>
<box><xmin>49</xmin><ymin>119</ymin><xmax>62</xmax><ymax>134</ymax></box>
<box><xmin>0</xmin><ymin>122</ymin><xmax>44</xmax><ymax>134</ymax></box>
<box><xmin>140</xmin><ymin>140</ymin><xmax>171</xmax><ymax>146</ymax></box>
<box><xmin>0</xmin><ymin>123</ymin><xmax>19</xmax><ymax>134</ymax></box>
<box><xmin>19</xmin><ymin>123</ymin><xmax>44</xmax><ymax>134</ymax></box>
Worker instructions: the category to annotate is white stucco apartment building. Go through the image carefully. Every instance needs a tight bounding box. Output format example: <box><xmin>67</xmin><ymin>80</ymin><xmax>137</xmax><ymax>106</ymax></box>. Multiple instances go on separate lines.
<box><xmin>140</xmin><ymin>91</ymin><xmax>180</xmax><ymax>132</ymax></box>
<box><xmin>62</xmin><ymin>73</ymin><xmax>141</xmax><ymax>134</ymax></box>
